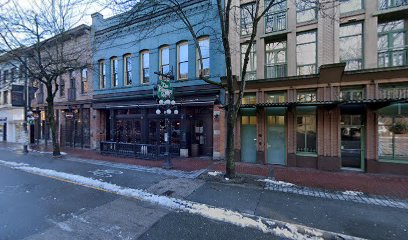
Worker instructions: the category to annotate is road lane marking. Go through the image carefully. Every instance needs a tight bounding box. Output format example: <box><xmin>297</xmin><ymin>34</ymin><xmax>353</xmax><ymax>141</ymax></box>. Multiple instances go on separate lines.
<box><xmin>0</xmin><ymin>160</ymin><xmax>365</xmax><ymax>240</ymax></box>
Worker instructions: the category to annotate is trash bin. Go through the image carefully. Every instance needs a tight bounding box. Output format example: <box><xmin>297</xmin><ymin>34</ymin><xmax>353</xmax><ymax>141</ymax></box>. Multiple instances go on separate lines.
<box><xmin>191</xmin><ymin>143</ymin><xmax>199</xmax><ymax>157</ymax></box>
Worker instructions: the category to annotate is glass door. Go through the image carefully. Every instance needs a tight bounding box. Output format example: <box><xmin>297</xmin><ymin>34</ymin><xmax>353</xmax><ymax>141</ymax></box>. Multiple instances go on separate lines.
<box><xmin>267</xmin><ymin>115</ymin><xmax>286</xmax><ymax>165</ymax></box>
<box><xmin>241</xmin><ymin>115</ymin><xmax>257</xmax><ymax>163</ymax></box>
<box><xmin>341</xmin><ymin>115</ymin><xmax>364</xmax><ymax>169</ymax></box>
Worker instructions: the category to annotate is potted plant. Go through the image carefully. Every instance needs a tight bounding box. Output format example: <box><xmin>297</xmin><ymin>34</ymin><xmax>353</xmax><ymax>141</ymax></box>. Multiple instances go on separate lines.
<box><xmin>389</xmin><ymin>121</ymin><xmax>408</xmax><ymax>134</ymax></box>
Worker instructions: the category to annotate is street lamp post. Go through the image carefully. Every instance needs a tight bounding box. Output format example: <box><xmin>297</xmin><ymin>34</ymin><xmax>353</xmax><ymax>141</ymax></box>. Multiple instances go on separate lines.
<box><xmin>154</xmin><ymin>70</ymin><xmax>177</xmax><ymax>169</ymax></box>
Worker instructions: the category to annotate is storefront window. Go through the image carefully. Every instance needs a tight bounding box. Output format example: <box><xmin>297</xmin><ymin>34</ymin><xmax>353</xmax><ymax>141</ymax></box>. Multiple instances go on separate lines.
<box><xmin>378</xmin><ymin>116</ymin><xmax>408</xmax><ymax>162</ymax></box>
<box><xmin>296</xmin><ymin>115</ymin><xmax>316</xmax><ymax>154</ymax></box>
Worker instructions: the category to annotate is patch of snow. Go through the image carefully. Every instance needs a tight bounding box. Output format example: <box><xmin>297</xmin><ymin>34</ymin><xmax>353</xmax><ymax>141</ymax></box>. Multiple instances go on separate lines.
<box><xmin>89</xmin><ymin>169</ymin><xmax>123</xmax><ymax>178</ymax></box>
<box><xmin>259</xmin><ymin>179</ymin><xmax>296</xmax><ymax>187</ymax></box>
<box><xmin>30</xmin><ymin>150</ymin><xmax>67</xmax><ymax>155</ymax></box>
<box><xmin>48</xmin><ymin>219</ymin><xmax>73</xmax><ymax>232</ymax></box>
<box><xmin>207</xmin><ymin>171</ymin><xmax>222</xmax><ymax>176</ymax></box>
<box><xmin>0</xmin><ymin>159</ymin><xmax>360</xmax><ymax>240</ymax></box>
<box><xmin>342</xmin><ymin>191</ymin><xmax>363</xmax><ymax>196</ymax></box>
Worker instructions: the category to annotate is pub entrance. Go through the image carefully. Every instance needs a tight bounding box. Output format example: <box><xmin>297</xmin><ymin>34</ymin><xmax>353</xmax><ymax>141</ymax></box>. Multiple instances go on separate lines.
<box><xmin>105</xmin><ymin>106</ymin><xmax>213</xmax><ymax>158</ymax></box>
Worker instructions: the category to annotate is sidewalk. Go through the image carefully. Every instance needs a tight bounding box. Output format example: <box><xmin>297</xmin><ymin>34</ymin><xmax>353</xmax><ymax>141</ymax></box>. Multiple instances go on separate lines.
<box><xmin>2</xmin><ymin>142</ymin><xmax>407</xmax><ymax>199</ymax></box>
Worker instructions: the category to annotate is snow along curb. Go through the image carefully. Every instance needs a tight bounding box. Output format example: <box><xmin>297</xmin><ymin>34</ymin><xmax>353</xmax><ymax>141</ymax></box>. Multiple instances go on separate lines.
<box><xmin>261</xmin><ymin>178</ymin><xmax>408</xmax><ymax>209</ymax></box>
<box><xmin>0</xmin><ymin>160</ymin><xmax>365</xmax><ymax>240</ymax></box>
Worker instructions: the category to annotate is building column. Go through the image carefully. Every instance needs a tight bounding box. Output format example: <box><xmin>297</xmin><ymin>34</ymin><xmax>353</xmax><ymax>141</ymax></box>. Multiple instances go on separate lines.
<box><xmin>213</xmin><ymin>104</ymin><xmax>225</xmax><ymax>160</ymax></box>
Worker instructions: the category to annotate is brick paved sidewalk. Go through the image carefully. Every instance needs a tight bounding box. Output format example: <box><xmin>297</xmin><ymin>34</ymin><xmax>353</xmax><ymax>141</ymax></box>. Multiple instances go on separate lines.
<box><xmin>2</xmin><ymin>142</ymin><xmax>407</xmax><ymax>199</ymax></box>
<box><xmin>210</xmin><ymin>161</ymin><xmax>408</xmax><ymax>199</ymax></box>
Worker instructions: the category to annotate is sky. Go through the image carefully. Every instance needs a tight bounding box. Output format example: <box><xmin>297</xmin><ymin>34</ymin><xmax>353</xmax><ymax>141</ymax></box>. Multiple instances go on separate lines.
<box><xmin>1</xmin><ymin>0</ymin><xmax>114</xmax><ymax>26</ymax></box>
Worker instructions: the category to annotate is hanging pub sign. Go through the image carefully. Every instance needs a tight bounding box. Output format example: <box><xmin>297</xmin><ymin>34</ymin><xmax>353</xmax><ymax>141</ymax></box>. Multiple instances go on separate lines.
<box><xmin>157</xmin><ymin>78</ymin><xmax>174</xmax><ymax>101</ymax></box>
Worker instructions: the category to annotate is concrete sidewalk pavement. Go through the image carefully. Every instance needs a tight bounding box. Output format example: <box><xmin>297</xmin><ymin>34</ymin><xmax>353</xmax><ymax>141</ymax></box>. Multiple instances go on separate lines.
<box><xmin>2</xmin><ymin>142</ymin><xmax>408</xmax><ymax>200</ymax></box>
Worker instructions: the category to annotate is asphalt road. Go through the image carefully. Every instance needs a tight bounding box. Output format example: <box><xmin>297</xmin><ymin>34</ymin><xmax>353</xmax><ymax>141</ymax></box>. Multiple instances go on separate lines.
<box><xmin>0</xmin><ymin>146</ymin><xmax>407</xmax><ymax>240</ymax></box>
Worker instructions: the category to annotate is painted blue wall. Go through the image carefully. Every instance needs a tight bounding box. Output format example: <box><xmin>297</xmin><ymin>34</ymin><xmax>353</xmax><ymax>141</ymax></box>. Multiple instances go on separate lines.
<box><xmin>91</xmin><ymin>0</ymin><xmax>225</xmax><ymax>96</ymax></box>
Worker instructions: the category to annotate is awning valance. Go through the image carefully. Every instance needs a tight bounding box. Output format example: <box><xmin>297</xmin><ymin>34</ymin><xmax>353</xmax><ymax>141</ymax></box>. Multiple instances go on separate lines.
<box><xmin>377</xmin><ymin>103</ymin><xmax>408</xmax><ymax>116</ymax></box>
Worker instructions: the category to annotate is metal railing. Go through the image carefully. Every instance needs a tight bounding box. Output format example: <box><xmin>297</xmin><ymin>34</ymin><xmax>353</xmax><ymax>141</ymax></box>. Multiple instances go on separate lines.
<box><xmin>100</xmin><ymin>141</ymin><xmax>180</xmax><ymax>160</ymax></box>
<box><xmin>378</xmin><ymin>0</ymin><xmax>408</xmax><ymax>10</ymax></box>
<box><xmin>244</xmin><ymin>71</ymin><xmax>257</xmax><ymax>81</ymax></box>
<box><xmin>265</xmin><ymin>64</ymin><xmax>287</xmax><ymax>79</ymax></box>
<box><xmin>378</xmin><ymin>48</ymin><xmax>408</xmax><ymax>68</ymax></box>
<box><xmin>265</xmin><ymin>11</ymin><xmax>287</xmax><ymax>34</ymax></box>
<box><xmin>379</xmin><ymin>87</ymin><xmax>408</xmax><ymax>99</ymax></box>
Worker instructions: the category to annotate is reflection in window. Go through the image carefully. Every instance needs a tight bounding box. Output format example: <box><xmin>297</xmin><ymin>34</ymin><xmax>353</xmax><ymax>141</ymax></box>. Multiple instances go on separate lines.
<box><xmin>178</xmin><ymin>42</ymin><xmax>189</xmax><ymax>80</ymax></box>
<box><xmin>296</xmin><ymin>31</ymin><xmax>317</xmax><ymax>75</ymax></box>
<box><xmin>265</xmin><ymin>40</ymin><xmax>287</xmax><ymax>78</ymax></box>
<box><xmin>378</xmin><ymin>0</ymin><xmax>408</xmax><ymax>10</ymax></box>
<box><xmin>241</xmin><ymin>116</ymin><xmax>257</xmax><ymax>125</ymax></box>
<box><xmin>241</xmin><ymin>3</ymin><xmax>255</xmax><ymax>36</ymax></box>
<box><xmin>378</xmin><ymin>116</ymin><xmax>408</xmax><ymax>162</ymax></box>
<box><xmin>265</xmin><ymin>92</ymin><xmax>286</xmax><ymax>103</ymax></box>
<box><xmin>340</xmin><ymin>0</ymin><xmax>363</xmax><ymax>13</ymax></box>
<box><xmin>296</xmin><ymin>115</ymin><xmax>317</xmax><ymax>153</ymax></box>
<box><xmin>99</xmin><ymin>60</ymin><xmax>106</xmax><ymax>89</ymax></box>
<box><xmin>340</xmin><ymin>23</ymin><xmax>363</xmax><ymax>71</ymax></box>
<box><xmin>160</xmin><ymin>46</ymin><xmax>170</xmax><ymax>79</ymax></box>
<box><xmin>241</xmin><ymin>43</ymin><xmax>257</xmax><ymax>80</ymax></box>
<box><xmin>378</xmin><ymin>20</ymin><xmax>407</xmax><ymax>68</ymax></box>
<box><xmin>141</xmin><ymin>51</ymin><xmax>150</xmax><ymax>84</ymax></box>
<box><xmin>124</xmin><ymin>54</ymin><xmax>132</xmax><ymax>85</ymax></box>
<box><xmin>59</xmin><ymin>77</ymin><xmax>65</xmax><ymax>97</ymax></box>
<box><xmin>111</xmin><ymin>57</ymin><xmax>118</xmax><ymax>87</ymax></box>
<box><xmin>296</xmin><ymin>0</ymin><xmax>317</xmax><ymax>23</ymax></box>
<box><xmin>297</xmin><ymin>91</ymin><xmax>316</xmax><ymax>102</ymax></box>
<box><xmin>380</xmin><ymin>85</ymin><xmax>408</xmax><ymax>99</ymax></box>
<box><xmin>340</xmin><ymin>88</ymin><xmax>364</xmax><ymax>101</ymax></box>
<box><xmin>197</xmin><ymin>37</ymin><xmax>210</xmax><ymax>77</ymax></box>
<box><xmin>265</xmin><ymin>0</ymin><xmax>287</xmax><ymax>33</ymax></box>
<box><xmin>241</xmin><ymin>93</ymin><xmax>257</xmax><ymax>105</ymax></box>
<box><xmin>81</xmin><ymin>68</ymin><xmax>88</xmax><ymax>94</ymax></box>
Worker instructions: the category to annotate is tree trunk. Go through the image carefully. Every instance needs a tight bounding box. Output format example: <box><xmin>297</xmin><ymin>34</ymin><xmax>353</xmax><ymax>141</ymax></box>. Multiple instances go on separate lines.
<box><xmin>46</xmin><ymin>87</ymin><xmax>61</xmax><ymax>156</ymax></box>
<box><xmin>225</xmin><ymin>106</ymin><xmax>236</xmax><ymax>178</ymax></box>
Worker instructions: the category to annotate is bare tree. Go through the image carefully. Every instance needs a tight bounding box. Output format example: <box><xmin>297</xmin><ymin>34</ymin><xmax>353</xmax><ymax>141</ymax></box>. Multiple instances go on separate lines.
<box><xmin>105</xmin><ymin>0</ymin><xmax>340</xmax><ymax>178</ymax></box>
<box><xmin>0</xmin><ymin>0</ymin><xmax>92</xmax><ymax>156</ymax></box>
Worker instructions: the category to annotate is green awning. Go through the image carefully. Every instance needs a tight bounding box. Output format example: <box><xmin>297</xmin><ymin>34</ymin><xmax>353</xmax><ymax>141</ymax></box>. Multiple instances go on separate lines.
<box><xmin>377</xmin><ymin>103</ymin><xmax>408</xmax><ymax>116</ymax></box>
<box><xmin>240</xmin><ymin>108</ymin><xmax>256</xmax><ymax>116</ymax></box>
<box><xmin>266</xmin><ymin>107</ymin><xmax>286</xmax><ymax>115</ymax></box>
<box><xmin>296</xmin><ymin>106</ymin><xmax>317</xmax><ymax>115</ymax></box>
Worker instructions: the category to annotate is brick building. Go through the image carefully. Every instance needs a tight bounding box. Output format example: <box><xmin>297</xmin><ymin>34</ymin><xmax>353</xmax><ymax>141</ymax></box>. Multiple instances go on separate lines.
<box><xmin>31</xmin><ymin>25</ymin><xmax>96</xmax><ymax>149</ymax></box>
<box><xmin>228</xmin><ymin>0</ymin><xmax>408</xmax><ymax>175</ymax></box>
